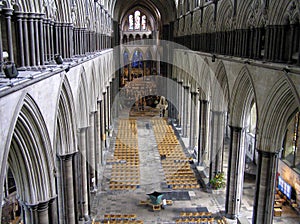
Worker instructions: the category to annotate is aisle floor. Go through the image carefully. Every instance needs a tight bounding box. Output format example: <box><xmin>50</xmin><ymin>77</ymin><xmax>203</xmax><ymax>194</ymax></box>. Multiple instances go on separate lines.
<box><xmin>90</xmin><ymin>116</ymin><xmax>300</xmax><ymax>224</ymax></box>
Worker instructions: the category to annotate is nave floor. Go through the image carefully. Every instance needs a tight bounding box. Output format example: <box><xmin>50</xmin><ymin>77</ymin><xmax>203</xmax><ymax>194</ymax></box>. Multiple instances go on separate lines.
<box><xmin>90</xmin><ymin>116</ymin><xmax>300</xmax><ymax>224</ymax></box>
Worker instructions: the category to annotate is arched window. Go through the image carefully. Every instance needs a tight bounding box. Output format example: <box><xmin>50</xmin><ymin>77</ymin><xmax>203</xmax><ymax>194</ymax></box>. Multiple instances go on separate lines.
<box><xmin>129</xmin><ymin>15</ymin><xmax>134</xmax><ymax>30</ymax></box>
<box><xmin>127</xmin><ymin>10</ymin><xmax>148</xmax><ymax>31</ymax></box>
<box><xmin>134</xmin><ymin>11</ymin><xmax>141</xmax><ymax>30</ymax></box>
<box><xmin>132</xmin><ymin>50</ymin><xmax>143</xmax><ymax>68</ymax></box>
<box><xmin>142</xmin><ymin>15</ymin><xmax>147</xmax><ymax>30</ymax></box>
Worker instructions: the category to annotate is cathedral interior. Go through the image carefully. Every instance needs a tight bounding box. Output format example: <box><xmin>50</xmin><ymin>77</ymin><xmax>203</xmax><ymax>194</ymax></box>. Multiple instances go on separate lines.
<box><xmin>0</xmin><ymin>0</ymin><xmax>300</xmax><ymax>223</ymax></box>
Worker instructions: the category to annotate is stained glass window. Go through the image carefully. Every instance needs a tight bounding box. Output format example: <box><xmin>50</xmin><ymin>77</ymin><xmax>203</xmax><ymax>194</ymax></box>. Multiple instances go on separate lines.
<box><xmin>142</xmin><ymin>15</ymin><xmax>146</xmax><ymax>30</ymax></box>
<box><xmin>129</xmin><ymin>15</ymin><xmax>133</xmax><ymax>30</ymax></box>
<box><xmin>134</xmin><ymin>11</ymin><xmax>140</xmax><ymax>30</ymax></box>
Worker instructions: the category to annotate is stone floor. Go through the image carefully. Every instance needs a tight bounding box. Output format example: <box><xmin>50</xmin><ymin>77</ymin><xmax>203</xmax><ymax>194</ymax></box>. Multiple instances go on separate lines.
<box><xmin>90</xmin><ymin>114</ymin><xmax>300</xmax><ymax>224</ymax></box>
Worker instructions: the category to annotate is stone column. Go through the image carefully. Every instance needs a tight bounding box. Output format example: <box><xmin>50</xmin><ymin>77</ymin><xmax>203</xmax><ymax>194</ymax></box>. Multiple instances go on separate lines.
<box><xmin>189</xmin><ymin>92</ymin><xmax>199</xmax><ymax>151</ymax></box>
<box><xmin>177</xmin><ymin>81</ymin><xmax>183</xmax><ymax>127</ymax></box>
<box><xmin>78</xmin><ymin>127</ymin><xmax>90</xmax><ymax>221</ymax></box>
<box><xmin>226</xmin><ymin>126</ymin><xmax>245</xmax><ymax>219</ymax></box>
<box><xmin>89</xmin><ymin>112</ymin><xmax>97</xmax><ymax>191</ymax></box>
<box><xmin>48</xmin><ymin>197</ymin><xmax>57</xmax><ymax>224</ymax></box>
<box><xmin>24</xmin><ymin>200</ymin><xmax>53</xmax><ymax>224</ymax></box>
<box><xmin>49</xmin><ymin>21</ymin><xmax>55</xmax><ymax>58</ymax></box>
<box><xmin>28</xmin><ymin>13</ymin><xmax>37</xmax><ymax>68</ymax></box>
<box><xmin>3</xmin><ymin>8</ymin><xmax>14</xmax><ymax>63</ymax></box>
<box><xmin>253</xmin><ymin>150</ymin><xmax>278</xmax><ymax>224</ymax></box>
<box><xmin>37</xmin><ymin>201</ymin><xmax>49</xmax><ymax>224</ymax></box>
<box><xmin>58</xmin><ymin>152</ymin><xmax>76</xmax><ymax>223</ymax></box>
<box><xmin>15</xmin><ymin>12</ymin><xmax>26</xmax><ymax>69</ymax></box>
<box><xmin>182</xmin><ymin>86</ymin><xmax>190</xmax><ymax>138</ymax></box>
<box><xmin>43</xmin><ymin>19</ymin><xmax>49</xmax><ymax>63</ymax></box>
<box><xmin>34</xmin><ymin>14</ymin><xmax>41</xmax><ymax>67</ymax></box>
<box><xmin>198</xmin><ymin>100</ymin><xmax>209</xmax><ymax>165</ymax></box>
<box><xmin>288</xmin><ymin>24</ymin><xmax>295</xmax><ymax>63</ymax></box>
<box><xmin>38</xmin><ymin>14</ymin><xmax>45</xmax><ymax>67</ymax></box>
<box><xmin>209</xmin><ymin>111</ymin><xmax>225</xmax><ymax>180</ymax></box>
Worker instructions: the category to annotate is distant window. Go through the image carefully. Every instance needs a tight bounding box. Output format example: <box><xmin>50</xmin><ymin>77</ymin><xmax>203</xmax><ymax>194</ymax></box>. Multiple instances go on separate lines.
<box><xmin>142</xmin><ymin>15</ymin><xmax>147</xmax><ymax>30</ymax></box>
<box><xmin>127</xmin><ymin>10</ymin><xmax>147</xmax><ymax>31</ymax></box>
<box><xmin>134</xmin><ymin>10</ymin><xmax>141</xmax><ymax>30</ymax></box>
<box><xmin>129</xmin><ymin>15</ymin><xmax>133</xmax><ymax>30</ymax></box>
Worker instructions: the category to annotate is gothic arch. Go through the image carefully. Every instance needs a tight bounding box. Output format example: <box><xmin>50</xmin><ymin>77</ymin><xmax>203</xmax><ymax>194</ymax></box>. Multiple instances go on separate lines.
<box><xmin>258</xmin><ymin>77</ymin><xmax>299</xmax><ymax>152</ymax></box>
<box><xmin>230</xmin><ymin>66</ymin><xmax>257</xmax><ymax>128</ymax></box>
<box><xmin>202</xmin><ymin>5</ymin><xmax>214</xmax><ymax>33</ymax></box>
<box><xmin>77</xmin><ymin>68</ymin><xmax>89</xmax><ymax>127</ymax></box>
<box><xmin>210</xmin><ymin>61</ymin><xmax>229</xmax><ymax>112</ymax></box>
<box><xmin>54</xmin><ymin>78</ymin><xmax>77</xmax><ymax>155</ymax></box>
<box><xmin>89</xmin><ymin>61</ymin><xmax>98</xmax><ymax>111</ymax></box>
<box><xmin>236</xmin><ymin>0</ymin><xmax>256</xmax><ymax>28</ymax></box>
<box><xmin>6</xmin><ymin>94</ymin><xmax>55</xmax><ymax>204</ymax></box>
<box><xmin>216</xmin><ymin>0</ymin><xmax>233</xmax><ymax>31</ymax></box>
<box><xmin>269</xmin><ymin>0</ymin><xmax>299</xmax><ymax>25</ymax></box>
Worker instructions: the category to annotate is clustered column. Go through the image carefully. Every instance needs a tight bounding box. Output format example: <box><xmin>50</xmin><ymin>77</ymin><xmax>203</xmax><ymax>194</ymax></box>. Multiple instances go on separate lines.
<box><xmin>182</xmin><ymin>85</ymin><xmax>190</xmax><ymax>138</ymax></box>
<box><xmin>57</xmin><ymin>152</ymin><xmax>77</xmax><ymax>223</ymax></box>
<box><xmin>226</xmin><ymin>126</ymin><xmax>245</xmax><ymax>219</ymax></box>
<box><xmin>209</xmin><ymin>111</ymin><xmax>225</xmax><ymax>179</ymax></box>
<box><xmin>78</xmin><ymin>127</ymin><xmax>89</xmax><ymax>221</ymax></box>
<box><xmin>253</xmin><ymin>150</ymin><xmax>278</xmax><ymax>224</ymax></box>
<box><xmin>189</xmin><ymin>91</ymin><xmax>199</xmax><ymax>150</ymax></box>
<box><xmin>198</xmin><ymin>100</ymin><xmax>209</xmax><ymax>165</ymax></box>
<box><xmin>21</xmin><ymin>198</ymin><xmax>57</xmax><ymax>224</ymax></box>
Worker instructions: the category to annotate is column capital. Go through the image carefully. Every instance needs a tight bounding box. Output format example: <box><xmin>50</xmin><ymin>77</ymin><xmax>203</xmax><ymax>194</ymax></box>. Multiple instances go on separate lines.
<box><xmin>191</xmin><ymin>91</ymin><xmax>199</xmax><ymax>96</ymax></box>
<box><xmin>200</xmin><ymin>99</ymin><xmax>209</xmax><ymax>104</ymax></box>
<box><xmin>211</xmin><ymin>110</ymin><xmax>225</xmax><ymax>115</ymax></box>
<box><xmin>2</xmin><ymin>8</ymin><xmax>13</xmax><ymax>16</ymax></box>
<box><xmin>57</xmin><ymin>151</ymin><xmax>78</xmax><ymax>160</ymax></box>
<box><xmin>256</xmin><ymin>149</ymin><xmax>278</xmax><ymax>157</ymax></box>
<box><xmin>229</xmin><ymin>125</ymin><xmax>242</xmax><ymax>132</ymax></box>
<box><xmin>13</xmin><ymin>11</ymin><xmax>24</xmax><ymax>18</ymax></box>
<box><xmin>183</xmin><ymin>85</ymin><xmax>190</xmax><ymax>89</ymax></box>
<box><xmin>27</xmin><ymin>12</ymin><xmax>38</xmax><ymax>19</ymax></box>
<box><xmin>78</xmin><ymin>126</ymin><xmax>90</xmax><ymax>132</ymax></box>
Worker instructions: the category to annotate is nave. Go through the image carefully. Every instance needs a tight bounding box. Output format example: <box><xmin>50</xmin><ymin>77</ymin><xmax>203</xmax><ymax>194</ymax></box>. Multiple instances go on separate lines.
<box><xmin>90</xmin><ymin>115</ymin><xmax>299</xmax><ymax>224</ymax></box>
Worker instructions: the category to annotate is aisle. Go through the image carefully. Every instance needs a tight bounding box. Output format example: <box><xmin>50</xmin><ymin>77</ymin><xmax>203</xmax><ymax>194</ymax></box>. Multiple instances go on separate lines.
<box><xmin>137</xmin><ymin>119</ymin><xmax>166</xmax><ymax>192</ymax></box>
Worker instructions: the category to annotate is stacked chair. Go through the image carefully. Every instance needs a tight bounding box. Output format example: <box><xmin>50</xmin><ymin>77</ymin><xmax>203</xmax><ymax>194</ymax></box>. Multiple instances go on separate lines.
<box><xmin>152</xmin><ymin>119</ymin><xmax>200</xmax><ymax>190</ymax></box>
<box><xmin>109</xmin><ymin>119</ymin><xmax>140</xmax><ymax>190</ymax></box>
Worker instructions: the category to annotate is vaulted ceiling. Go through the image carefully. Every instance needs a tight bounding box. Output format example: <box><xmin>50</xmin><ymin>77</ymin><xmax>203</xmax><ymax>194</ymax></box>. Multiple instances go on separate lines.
<box><xmin>110</xmin><ymin>0</ymin><xmax>177</xmax><ymax>24</ymax></box>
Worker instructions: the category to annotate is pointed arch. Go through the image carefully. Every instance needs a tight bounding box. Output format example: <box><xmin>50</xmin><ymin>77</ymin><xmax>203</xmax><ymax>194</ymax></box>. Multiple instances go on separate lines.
<box><xmin>259</xmin><ymin>77</ymin><xmax>299</xmax><ymax>152</ymax></box>
<box><xmin>6</xmin><ymin>94</ymin><xmax>55</xmax><ymax>204</ymax></box>
<box><xmin>211</xmin><ymin>61</ymin><xmax>229</xmax><ymax>111</ymax></box>
<box><xmin>230</xmin><ymin>66</ymin><xmax>257</xmax><ymax>127</ymax></box>
<box><xmin>55</xmin><ymin>78</ymin><xmax>77</xmax><ymax>155</ymax></box>
<box><xmin>216</xmin><ymin>0</ymin><xmax>233</xmax><ymax>31</ymax></box>
<box><xmin>77</xmin><ymin>68</ymin><xmax>89</xmax><ymax>127</ymax></box>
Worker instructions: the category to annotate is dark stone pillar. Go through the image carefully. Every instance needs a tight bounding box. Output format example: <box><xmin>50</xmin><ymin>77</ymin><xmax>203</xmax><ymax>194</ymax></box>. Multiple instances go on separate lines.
<box><xmin>58</xmin><ymin>152</ymin><xmax>77</xmax><ymax>223</ymax></box>
<box><xmin>253</xmin><ymin>150</ymin><xmax>278</xmax><ymax>224</ymax></box>
<box><xmin>209</xmin><ymin>111</ymin><xmax>225</xmax><ymax>180</ymax></box>
<box><xmin>78</xmin><ymin>127</ymin><xmax>90</xmax><ymax>221</ymax></box>
<box><xmin>198</xmin><ymin>100</ymin><xmax>209</xmax><ymax>165</ymax></box>
<box><xmin>38</xmin><ymin>13</ymin><xmax>46</xmax><ymax>67</ymax></box>
<box><xmin>34</xmin><ymin>14</ymin><xmax>41</xmax><ymax>67</ymax></box>
<box><xmin>288</xmin><ymin>24</ymin><xmax>296</xmax><ymax>63</ymax></box>
<box><xmin>28</xmin><ymin>13</ymin><xmax>37</xmax><ymax>68</ymax></box>
<box><xmin>3</xmin><ymin>8</ymin><xmax>14</xmax><ymax>63</ymax></box>
<box><xmin>226</xmin><ymin>126</ymin><xmax>244</xmax><ymax>219</ymax></box>
<box><xmin>15</xmin><ymin>12</ymin><xmax>26</xmax><ymax>70</ymax></box>
<box><xmin>182</xmin><ymin>86</ymin><xmax>190</xmax><ymax>138</ymax></box>
<box><xmin>189</xmin><ymin>92</ymin><xmax>199</xmax><ymax>150</ymax></box>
